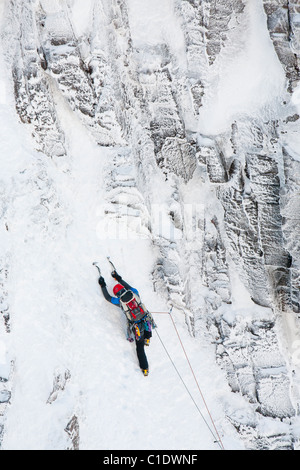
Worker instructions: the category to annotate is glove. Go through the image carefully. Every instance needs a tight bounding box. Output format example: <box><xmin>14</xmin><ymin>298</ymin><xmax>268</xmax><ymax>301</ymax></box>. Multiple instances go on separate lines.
<box><xmin>111</xmin><ymin>271</ymin><xmax>122</xmax><ymax>282</ymax></box>
<box><xmin>98</xmin><ymin>276</ymin><xmax>106</xmax><ymax>287</ymax></box>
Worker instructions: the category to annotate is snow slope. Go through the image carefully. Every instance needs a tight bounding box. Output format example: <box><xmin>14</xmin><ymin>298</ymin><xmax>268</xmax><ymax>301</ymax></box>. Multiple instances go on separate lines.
<box><xmin>0</xmin><ymin>22</ymin><xmax>240</xmax><ymax>449</ymax></box>
<box><xmin>0</xmin><ymin>74</ymin><xmax>239</xmax><ymax>450</ymax></box>
<box><xmin>197</xmin><ymin>0</ymin><xmax>286</xmax><ymax>135</ymax></box>
<box><xmin>1</xmin><ymin>0</ymin><xmax>300</xmax><ymax>451</ymax></box>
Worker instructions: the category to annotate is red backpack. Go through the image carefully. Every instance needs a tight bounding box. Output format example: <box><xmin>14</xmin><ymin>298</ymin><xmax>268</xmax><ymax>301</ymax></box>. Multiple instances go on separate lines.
<box><xmin>119</xmin><ymin>290</ymin><xmax>146</xmax><ymax>322</ymax></box>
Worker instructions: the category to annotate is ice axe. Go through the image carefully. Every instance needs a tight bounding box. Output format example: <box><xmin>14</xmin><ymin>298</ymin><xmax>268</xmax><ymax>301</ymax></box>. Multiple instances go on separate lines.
<box><xmin>92</xmin><ymin>262</ymin><xmax>102</xmax><ymax>276</ymax></box>
<box><xmin>107</xmin><ymin>256</ymin><xmax>117</xmax><ymax>276</ymax></box>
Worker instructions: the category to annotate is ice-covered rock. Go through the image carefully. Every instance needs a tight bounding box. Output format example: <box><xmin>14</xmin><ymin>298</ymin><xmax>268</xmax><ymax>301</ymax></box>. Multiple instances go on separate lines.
<box><xmin>1</xmin><ymin>0</ymin><xmax>300</xmax><ymax>451</ymax></box>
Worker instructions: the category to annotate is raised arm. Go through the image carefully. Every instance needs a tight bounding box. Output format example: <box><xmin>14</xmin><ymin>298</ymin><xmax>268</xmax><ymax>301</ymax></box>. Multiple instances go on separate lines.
<box><xmin>98</xmin><ymin>276</ymin><xmax>120</xmax><ymax>305</ymax></box>
<box><xmin>112</xmin><ymin>272</ymin><xmax>138</xmax><ymax>295</ymax></box>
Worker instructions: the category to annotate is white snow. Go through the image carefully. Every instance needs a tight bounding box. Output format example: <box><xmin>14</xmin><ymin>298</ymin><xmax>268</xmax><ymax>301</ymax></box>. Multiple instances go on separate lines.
<box><xmin>68</xmin><ymin>0</ymin><xmax>95</xmax><ymax>37</ymax></box>
<box><xmin>0</xmin><ymin>0</ymin><xmax>299</xmax><ymax>452</ymax></box>
<box><xmin>284</xmin><ymin>83</ymin><xmax>300</xmax><ymax>162</ymax></box>
<box><xmin>198</xmin><ymin>0</ymin><xmax>287</xmax><ymax>135</ymax></box>
<box><xmin>0</xmin><ymin>36</ymin><xmax>238</xmax><ymax>450</ymax></box>
<box><xmin>127</xmin><ymin>0</ymin><xmax>185</xmax><ymax>55</ymax></box>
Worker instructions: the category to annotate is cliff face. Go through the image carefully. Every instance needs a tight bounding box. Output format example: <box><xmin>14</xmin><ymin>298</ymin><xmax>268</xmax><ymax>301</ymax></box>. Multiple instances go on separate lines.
<box><xmin>1</xmin><ymin>0</ymin><xmax>300</xmax><ymax>450</ymax></box>
<box><xmin>263</xmin><ymin>0</ymin><xmax>300</xmax><ymax>93</ymax></box>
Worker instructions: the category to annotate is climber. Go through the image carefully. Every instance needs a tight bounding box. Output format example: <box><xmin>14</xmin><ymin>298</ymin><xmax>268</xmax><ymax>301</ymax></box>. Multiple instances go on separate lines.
<box><xmin>98</xmin><ymin>270</ymin><xmax>156</xmax><ymax>376</ymax></box>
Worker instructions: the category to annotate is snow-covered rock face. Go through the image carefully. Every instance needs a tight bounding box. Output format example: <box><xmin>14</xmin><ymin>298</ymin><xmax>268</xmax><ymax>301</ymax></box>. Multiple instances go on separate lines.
<box><xmin>263</xmin><ymin>0</ymin><xmax>300</xmax><ymax>93</ymax></box>
<box><xmin>1</xmin><ymin>0</ymin><xmax>300</xmax><ymax>451</ymax></box>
